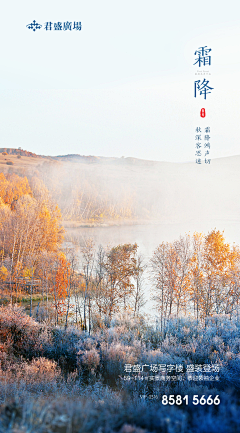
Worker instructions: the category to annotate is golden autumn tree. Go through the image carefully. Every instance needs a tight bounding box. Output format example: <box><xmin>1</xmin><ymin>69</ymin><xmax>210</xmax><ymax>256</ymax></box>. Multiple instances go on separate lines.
<box><xmin>0</xmin><ymin>173</ymin><xmax>32</xmax><ymax>208</ymax></box>
<box><xmin>151</xmin><ymin>231</ymin><xmax>240</xmax><ymax>324</ymax></box>
<box><xmin>0</xmin><ymin>266</ymin><xmax>8</xmax><ymax>281</ymax></box>
<box><xmin>0</xmin><ymin>178</ymin><xmax>63</xmax><ymax>265</ymax></box>
<box><xmin>0</xmin><ymin>173</ymin><xmax>64</xmax><ymax>306</ymax></box>
<box><xmin>51</xmin><ymin>253</ymin><xmax>70</xmax><ymax>325</ymax></box>
<box><xmin>202</xmin><ymin>229</ymin><xmax>234</xmax><ymax>317</ymax></box>
<box><xmin>188</xmin><ymin>230</ymin><xmax>240</xmax><ymax>319</ymax></box>
<box><xmin>102</xmin><ymin>243</ymin><xmax>138</xmax><ymax>320</ymax></box>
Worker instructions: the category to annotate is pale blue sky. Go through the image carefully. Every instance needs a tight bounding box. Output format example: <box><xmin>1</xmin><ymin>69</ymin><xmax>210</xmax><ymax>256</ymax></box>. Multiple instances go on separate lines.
<box><xmin>1</xmin><ymin>0</ymin><xmax>240</xmax><ymax>161</ymax></box>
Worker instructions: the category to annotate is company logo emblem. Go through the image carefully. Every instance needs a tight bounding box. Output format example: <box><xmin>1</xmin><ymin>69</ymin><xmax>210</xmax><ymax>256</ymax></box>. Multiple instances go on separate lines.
<box><xmin>26</xmin><ymin>20</ymin><xmax>42</xmax><ymax>31</ymax></box>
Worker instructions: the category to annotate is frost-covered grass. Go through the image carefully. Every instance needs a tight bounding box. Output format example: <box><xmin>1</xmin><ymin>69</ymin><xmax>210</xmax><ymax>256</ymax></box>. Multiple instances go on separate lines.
<box><xmin>0</xmin><ymin>306</ymin><xmax>240</xmax><ymax>432</ymax></box>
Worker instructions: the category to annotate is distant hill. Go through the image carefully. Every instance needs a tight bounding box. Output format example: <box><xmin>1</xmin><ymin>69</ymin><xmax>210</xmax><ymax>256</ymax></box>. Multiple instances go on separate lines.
<box><xmin>52</xmin><ymin>154</ymin><xmax>157</xmax><ymax>166</ymax></box>
<box><xmin>53</xmin><ymin>154</ymin><xmax>101</xmax><ymax>163</ymax></box>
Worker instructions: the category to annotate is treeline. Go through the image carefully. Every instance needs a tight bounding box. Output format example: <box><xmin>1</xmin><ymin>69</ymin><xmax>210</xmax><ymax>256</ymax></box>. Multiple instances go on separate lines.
<box><xmin>0</xmin><ymin>148</ymin><xmax>39</xmax><ymax>157</ymax></box>
<box><xmin>31</xmin><ymin>231</ymin><xmax>240</xmax><ymax>330</ymax></box>
<box><xmin>55</xmin><ymin>230</ymin><xmax>240</xmax><ymax>331</ymax></box>
<box><xmin>150</xmin><ymin>231</ymin><xmax>240</xmax><ymax>329</ymax></box>
<box><xmin>62</xmin><ymin>183</ymin><xmax>135</xmax><ymax>221</ymax></box>
<box><xmin>30</xmin><ymin>241</ymin><xmax>144</xmax><ymax>330</ymax></box>
<box><xmin>1</xmin><ymin>173</ymin><xmax>240</xmax><ymax>331</ymax></box>
<box><xmin>38</xmin><ymin>162</ymin><xmax>137</xmax><ymax>223</ymax></box>
<box><xmin>62</xmin><ymin>241</ymin><xmax>145</xmax><ymax>331</ymax></box>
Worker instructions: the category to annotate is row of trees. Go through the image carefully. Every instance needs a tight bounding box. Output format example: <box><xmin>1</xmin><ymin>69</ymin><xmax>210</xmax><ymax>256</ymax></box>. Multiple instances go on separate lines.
<box><xmin>63</xmin><ymin>230</ymin><xmax>240</xmax><ymax>331</ymax></box>
<box><xmin>151</xmin><ymin>231</ymin><xmax>240</xmax><ymax>329</ymax></box>
<box><xmin>9</xmin><ymin>229</ymin><xmax>239</xmax><ymax>332</ymax></box>
<box><xmin>39</xmin><ymin>163</ymin><xmax>136</xmax><ymax>222</ymax></box>
<box><xmin>50</xmin><ymin>229</ymin><xmax>240</xmax><ymax>331</ymax></box>
<box><xmin>0</xmin><ymin>173</ymin><xmax>144</xmax><ymax>328</ymax></box>
<box><xmin>77</xmin><ymin>240</ymin><xmax>145</xmax><ymax>330</ymax></box>
<box><xmin>62</xmin><ymin>183</ymin><xmax>135</xmax><ymax>222</ymax></box>
<box><xmin>35</xmin><ymin>241</ymin><xmax>146</xmax><ymax>330</ymax></box>
<box><xmin>0</xmin><ymin>173</ymin><xmax>240</xmax><ymax>331</ymax></box>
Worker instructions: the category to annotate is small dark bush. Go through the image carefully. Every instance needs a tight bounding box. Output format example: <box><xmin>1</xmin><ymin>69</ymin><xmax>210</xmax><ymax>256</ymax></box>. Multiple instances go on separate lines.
<box><xmin>6</xmin><ymin>161</ymin><xmax>14</xmax><ymax>165</ymax></box>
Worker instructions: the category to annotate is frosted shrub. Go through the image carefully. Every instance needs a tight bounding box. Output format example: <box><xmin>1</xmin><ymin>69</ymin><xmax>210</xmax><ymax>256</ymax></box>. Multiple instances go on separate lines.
<box><xmin>77</xmin><ymin>348</ymin><xmax>100</xmax><ymax>374</ymax></box>
<box><xmin>140</xmin><ymin>348</ymin><xmax>181</xmax><ymax>367</ymax></box>
<box><xmin>74</xmin><ymin>334</ymin><xmax>102</xmax><ymax>377</ymax></box>
<box><xmin>109</xmin><ymin>313</ymin><xmax>146</xmax><ymax>344</ymax></box>
<box><xmin>0</xmin><ymin>357</ymin><xmax>60</xmax><ymax>385</ymax></box>
<box><xmin>22</xmin><ymin>357</ymin><xmax>61</xmax><ymax>383</ymax></box>
<box><xmin>220</xmin><ymin>355</ymin><xmax>240</xmax><ymax>389</ymax></box>
<box><xmin>45</xmin><ymin>326</ymin><xmax>83</xmax><ymax>372</ymax></box>
<box><xmin>110</xmin><ymin>312</ymin><xmax>145</xmax><ymax>331</ymax></box>
<box><xmin>164</xmin><ymin>317</ymin><xmax>199</xmax><ymax>341</ymax></box>
<box><xmin>76</xmin><ymin>335</ymin><xmax>101</xmax><ymax>353</ymax></box>
<box><xmin>0</xmin><ymin>309</ymin><xmax>239</xmax><ymax>432</ymax></box>
<box><xmin>0</xmin><ymin>305</ymin><xmax>43</xmax><ymax>358</ymax></box>
<box><xmin>228</xmin><ymin>337</ymin><xmax>240</xmax><ymax>354</ymax></box>
<box><xmin>81</xmin><ymin>337</ymin><xmax>98</xmax><ymax>350</ymax></box>
<box><xmin>101</xmin><ymin>342</ymin><xmax>139</xmax><ymax>383</ymax></box>
<box><xmin>101</xmin><ymin>325</ymin><xmax>140</xmax><ymax>347</ymax></box>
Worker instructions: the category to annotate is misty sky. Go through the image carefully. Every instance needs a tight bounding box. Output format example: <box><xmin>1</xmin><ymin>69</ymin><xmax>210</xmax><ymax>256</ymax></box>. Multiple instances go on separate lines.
<box><xmin>1</xmin><ymin>0</ymin><xmax>240</xmax><ymax>162</ymax></box>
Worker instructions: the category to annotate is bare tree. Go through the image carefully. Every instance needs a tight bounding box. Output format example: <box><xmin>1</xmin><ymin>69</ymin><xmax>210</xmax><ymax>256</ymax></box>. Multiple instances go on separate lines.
<box><xmin>132</xmin><ymin>253</ymin><xmax>146</xmax><ymax>317</ymax></box>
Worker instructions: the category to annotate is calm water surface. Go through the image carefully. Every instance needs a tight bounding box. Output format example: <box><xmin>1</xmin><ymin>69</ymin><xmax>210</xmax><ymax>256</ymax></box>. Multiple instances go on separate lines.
<box><xmin>65</xmin><ymin>220</ymin><xmax>240</xmax><ymax>259</ymax></box>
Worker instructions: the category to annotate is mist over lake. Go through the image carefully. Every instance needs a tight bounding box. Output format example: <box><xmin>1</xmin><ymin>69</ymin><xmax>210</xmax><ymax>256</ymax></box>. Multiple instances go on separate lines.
<box><xmin>65</xmin><ymin>220</ymin><xmax>240</xmax><ymax>260</ymax></box>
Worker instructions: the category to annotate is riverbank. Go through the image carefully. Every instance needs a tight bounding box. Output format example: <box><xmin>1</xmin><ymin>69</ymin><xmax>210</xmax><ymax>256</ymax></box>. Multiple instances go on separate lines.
<box><xmin>62</xmin><ymin>218</ymin><xmax>149</xmax><ymax>228</ymax></box>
